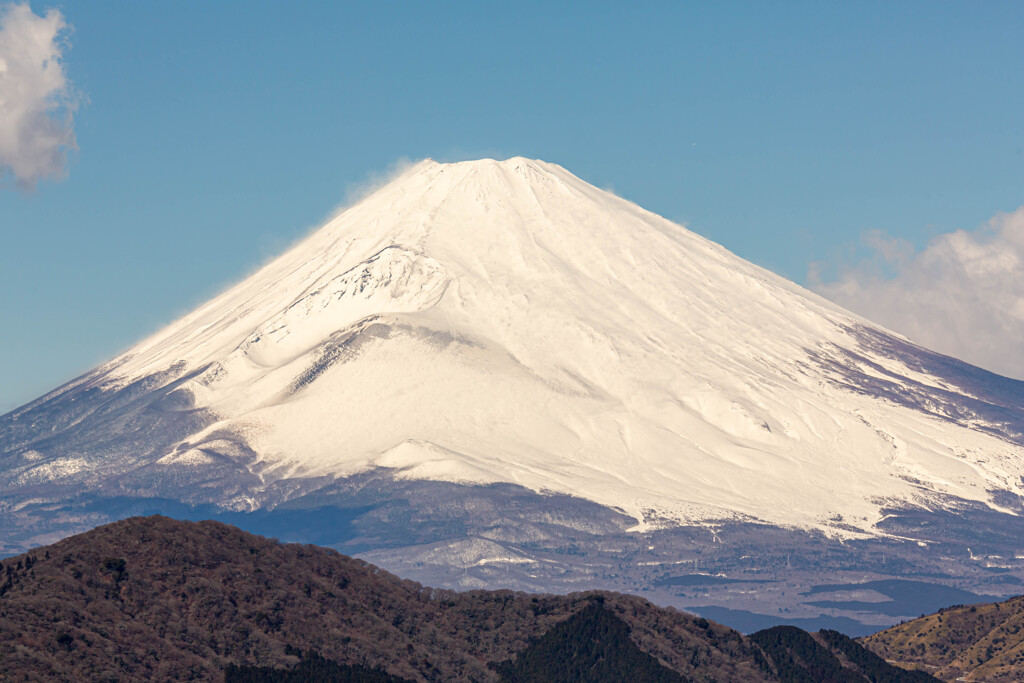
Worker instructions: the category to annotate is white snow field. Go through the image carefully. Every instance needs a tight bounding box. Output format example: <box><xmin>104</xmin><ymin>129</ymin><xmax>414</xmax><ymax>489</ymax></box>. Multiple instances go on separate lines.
<box><xmin>47</xmin><ymin>158</ymin><xmax>1024</xmax><ymax>535</ymax></box>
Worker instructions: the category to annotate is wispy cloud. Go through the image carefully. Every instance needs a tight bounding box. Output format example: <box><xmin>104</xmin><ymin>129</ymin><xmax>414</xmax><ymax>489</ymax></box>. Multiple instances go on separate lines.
<box><xmin>0</xmin><ymin>2</ymin><xmax>79</xmax><ymax>189</ymax></box>
<box><xmin>811</xmin><ymin>208</ymin><xmax>1024</xmax><ymax>380</ymax></box>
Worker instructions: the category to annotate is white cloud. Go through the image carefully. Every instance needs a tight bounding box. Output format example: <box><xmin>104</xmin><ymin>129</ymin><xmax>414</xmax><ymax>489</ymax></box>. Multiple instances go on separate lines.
<box><xmin>812</xmin><ymin>207</ymin><xmax>1024</xmax><ymax>381</ymax></box>
<box><xmin>0</xmin><ymin>2</ymin><xmax>78</xmax><ymax>189</ymax></box>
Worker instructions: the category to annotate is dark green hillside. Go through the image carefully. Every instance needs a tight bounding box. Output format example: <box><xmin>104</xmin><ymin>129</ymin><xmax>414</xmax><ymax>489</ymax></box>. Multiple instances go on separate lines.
<box><xmin>750</xmin><ymin>625</ymin><xmax>937</xmax><ymax>682</ymax></box>
<box><xmin>493</xmin><ymin>600</ymin><xmax>683</xmax><ymax>682</ymax></box>
<box><xmin>225</xmin><ymin>652</ymin><xmax>413</xmax><ymax>682</ymax></box>
<box><xmin>817</xmin><ymin>629</ymin><xmax>936</xmax><ymax>683</ymax></box>
<box><xmin>752</xmin><ymin>625</ymin><xmax>863</xmax><ymax>683</ymax></box>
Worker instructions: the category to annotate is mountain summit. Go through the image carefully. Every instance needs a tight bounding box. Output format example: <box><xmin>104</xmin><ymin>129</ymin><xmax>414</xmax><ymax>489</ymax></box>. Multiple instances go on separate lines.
<box><xmin>4</xmin><ymin>158</ymin><xmax>1024</xmax><ymax>541</ymax></box>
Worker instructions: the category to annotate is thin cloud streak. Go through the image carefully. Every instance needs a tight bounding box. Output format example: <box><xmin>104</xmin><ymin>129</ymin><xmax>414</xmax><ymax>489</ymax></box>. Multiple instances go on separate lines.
<box><xmin>0</xmin><ymin>2</ymin><xmax>79</xmax><ymax>189</ymax></box>
<box><xmin>812</xmin><ymin>208</ymin><xmax>1024</xmax><ymax>381</ymax></box>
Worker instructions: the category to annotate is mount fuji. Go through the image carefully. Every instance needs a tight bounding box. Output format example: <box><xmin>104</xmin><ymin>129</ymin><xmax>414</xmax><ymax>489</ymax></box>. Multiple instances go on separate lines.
<box><xmin>4</xmin><ymin>158</ymin><xmax>1024</xmax><ymax>632</ymax></box>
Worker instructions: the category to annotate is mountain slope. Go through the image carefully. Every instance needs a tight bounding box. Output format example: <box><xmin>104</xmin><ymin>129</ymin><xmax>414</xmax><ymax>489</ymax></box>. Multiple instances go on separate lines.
<box><xmin>752</xmin><ymin>626</ymin><xmax>937</xmax><ymax>683</ymax></box>
<box><xmin>4</xmin><ymin>157</ymin><xmax>1024</xmax><ymax>539</ymax></box>
<box><xmin>0</xmin><ymin>515</ymin><xmax>766</xmax><ymax>682</ymax></box>
<box><xmin>862</xmin><ymin>594</ymin><xmax>1024</xmax><ymax>681</ymax></box>
<box><xmin>0</xmin><ymin>516</ymin><xmax>934</xmax><ymax>682</ymax></box>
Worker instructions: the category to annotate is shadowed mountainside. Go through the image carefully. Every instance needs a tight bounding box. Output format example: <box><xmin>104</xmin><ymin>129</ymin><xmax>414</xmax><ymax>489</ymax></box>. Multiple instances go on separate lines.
<box><xmin>0</xmin><ymin>516</ymin><xmax>938</xmax><ymax>682</ymax></box>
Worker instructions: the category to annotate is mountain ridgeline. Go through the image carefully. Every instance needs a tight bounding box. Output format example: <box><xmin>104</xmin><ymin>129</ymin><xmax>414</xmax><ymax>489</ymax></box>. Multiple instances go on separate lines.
<box><xmin>863</xmin><ymin>594</ymin><xmax>1024</xmax><ymax>682</ymax></box>
<box><xmin>4</xmin><ymin>157</ymin><xmax>1024</xmax><ymax>632</ymax></box>
<box><xmin>0</xmin><ymin>516</ymin><xmax>939</xmax><ymax>682</ymax></box>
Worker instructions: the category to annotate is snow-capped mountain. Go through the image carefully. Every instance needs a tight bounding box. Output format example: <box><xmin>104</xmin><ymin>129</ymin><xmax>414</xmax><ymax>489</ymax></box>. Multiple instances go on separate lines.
<box><xmin>4</xmin><ymin>157</ymin><xmax>1024</xmax><ymax>535</ymax></box>
<box><xmin>5</xmin><ymin>158</ymin><xmax>1024</xmax><ymax>631</ymax></box>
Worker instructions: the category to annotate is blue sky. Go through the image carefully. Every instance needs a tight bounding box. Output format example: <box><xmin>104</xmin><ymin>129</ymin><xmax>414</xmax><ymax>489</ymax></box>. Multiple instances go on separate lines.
<box><xmin>2</xmin><ymin>1</ymin><xmax>1022</xmax><ymax>411</ymax></box>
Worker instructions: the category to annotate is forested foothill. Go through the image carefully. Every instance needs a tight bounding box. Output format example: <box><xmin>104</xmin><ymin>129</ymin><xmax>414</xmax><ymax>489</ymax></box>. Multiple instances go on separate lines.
<box><xmin>0</xmin><ymin>516</ymin><xmax>946</xmax><ymax>681</ymax></box>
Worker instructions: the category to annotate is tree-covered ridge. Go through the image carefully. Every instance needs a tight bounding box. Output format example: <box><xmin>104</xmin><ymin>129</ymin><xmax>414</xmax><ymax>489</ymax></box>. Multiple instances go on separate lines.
<box><xmin>225</xmin><ymin>651</ymin><xmax>413</xmax><ymax>682</ymax></box>
<box><xmin>0</xmin><ymin>516</ymin><xmax>950</xmax><ymax>681</ymax></box>
<box><xmin>750</xmin><ymin>625</ymin><xmax>938</xmax><ymax>682</ymax></box>
<box><xmin>816</xmin><ymin>630</ymin><xmax>936</xmax><ymax>683</ymax></box>
<box><xmin>0</xmin><ymin>516</ymin><xmax>763</xmax><ymax>681</ymax></box>
<box><xmin>862</xmin><ymin>596</ymin><xmax>1024</xmax><ymax>682</ymax></box>
<box><xmin>492</xmin><ymin>600</ymin><xmax>684</xmax><ymax>682</ymax></box>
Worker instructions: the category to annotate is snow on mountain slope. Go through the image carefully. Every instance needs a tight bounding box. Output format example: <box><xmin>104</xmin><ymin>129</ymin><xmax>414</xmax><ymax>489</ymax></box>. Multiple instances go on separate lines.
<box><xmin>7</xmin><ymin>158</ymin><xmax>1024</xmax><ymax>536</ymax></box>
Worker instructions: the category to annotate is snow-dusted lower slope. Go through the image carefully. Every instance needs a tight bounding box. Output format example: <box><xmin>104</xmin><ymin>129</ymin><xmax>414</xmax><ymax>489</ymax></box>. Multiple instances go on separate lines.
<box><xmin>5</xmin><ymin>158</ymin><xmax>1024</xmax><ymax>537</ymax></box>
